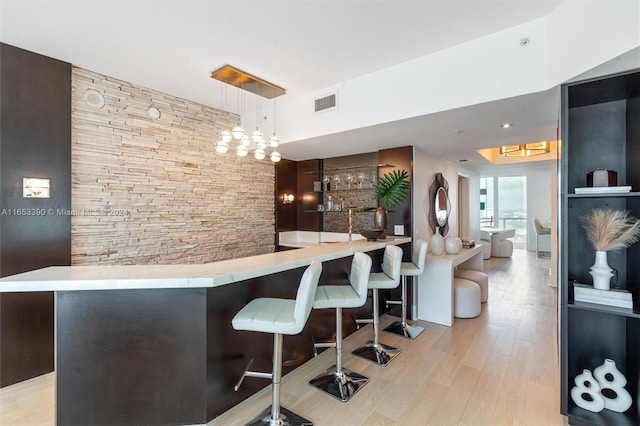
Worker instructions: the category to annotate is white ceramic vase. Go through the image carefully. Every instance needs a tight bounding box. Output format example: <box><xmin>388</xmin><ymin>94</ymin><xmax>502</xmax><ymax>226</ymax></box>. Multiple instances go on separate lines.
<box><xmin>570</xmin><ymin>369</ymin><xmax>605</xmax><ymax>413</ymax></box>
<box><xmin>444</xmin><ymin>236</ymin><xmax>462</xmax><ymax>255</ymax></box>
<box><xmin>593</xmin><ymin>359</ymin><xmax>632</xmax><ymax>412</ymax></box>
<box><xmin>431</xmin><ymin>227</ymin><xmax>445</xmax><ymax>256</ymax></box>
<box><xmin>589</xmin><ymin>250</ymin><xmax>614</xmax><ymax>290</ymax></box>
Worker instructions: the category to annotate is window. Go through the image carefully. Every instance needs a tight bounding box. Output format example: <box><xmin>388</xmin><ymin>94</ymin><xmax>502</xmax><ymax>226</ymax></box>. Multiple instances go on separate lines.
<box><xmin>480</xmin><ymin>175</ymin><xmax>527</xmax><ymax>248</ymax></box>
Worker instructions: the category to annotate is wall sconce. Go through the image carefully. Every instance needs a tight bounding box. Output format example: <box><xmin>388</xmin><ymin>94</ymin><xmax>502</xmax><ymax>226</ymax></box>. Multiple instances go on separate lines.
<box><xmin>282</xmin><ymin>193</ymin><xmax>295</xmax><ymax>204</ymax></box>
<box><xmin>23</xmin><ymin>178</ymin><xmax>50</xmax><ymax>198</ymax></box>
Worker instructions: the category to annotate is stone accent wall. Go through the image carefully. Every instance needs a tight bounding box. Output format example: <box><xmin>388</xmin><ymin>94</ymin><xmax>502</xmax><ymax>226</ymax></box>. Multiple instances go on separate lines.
<box><xmin>71</xmin><ymin>68</ymin><xmax>275</xmax><ymax>265</ymax></box>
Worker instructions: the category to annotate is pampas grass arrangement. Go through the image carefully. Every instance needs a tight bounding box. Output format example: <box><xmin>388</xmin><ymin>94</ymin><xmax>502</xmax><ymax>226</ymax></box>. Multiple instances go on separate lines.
<box><xmin>580</xmin><ymin>209</ymin><xmax>640</xmax><ymax>252</ymax></box>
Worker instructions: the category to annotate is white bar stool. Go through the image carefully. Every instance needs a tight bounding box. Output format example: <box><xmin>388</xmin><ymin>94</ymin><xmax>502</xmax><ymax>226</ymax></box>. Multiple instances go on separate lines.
<box><xmin>232</xmin><ymin>260</ymin><xmax>322</xmax><ymax>426</ymax></box>
<box><xmin>352</xmin><ymin>245</ymin><xmax>403</xmax><ymax>367</ymax></box>
<box><xmin>309</xmin><ymin>252</ymin><xmax>372</xmax><ymax>402</ymax></box>
<box><xmin>384</xmin><ymin>239</ymin><xmax>428</xmax><ymax>339</ymax></box>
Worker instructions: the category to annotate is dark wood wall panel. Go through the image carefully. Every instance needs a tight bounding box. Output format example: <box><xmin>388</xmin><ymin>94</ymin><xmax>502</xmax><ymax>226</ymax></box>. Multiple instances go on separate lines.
<box><xmin>0</xmin><ymin>43</ymin><xmax>71</xmax><ymax>386</ymax></box>
<box><xmin>378</xmin><ymin>146</ymin><xmax>414</xmax><ymax>317</ymax></box>
<box><xmin>296</xmin><ymin>159</ymin><xmax>322</xmax><ymax>231</ymax></box>
<box><xmin>275</xmin><ymin>159</ymin><xmax>298</xmax><ymax>246</ymax></box>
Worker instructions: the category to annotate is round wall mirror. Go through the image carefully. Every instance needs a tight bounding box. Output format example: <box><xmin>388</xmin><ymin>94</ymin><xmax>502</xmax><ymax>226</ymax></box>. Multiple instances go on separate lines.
<box><xmin>428</xmin><ymin>173</ymin><xmax>450</xmax><ymax>236</ymax></box>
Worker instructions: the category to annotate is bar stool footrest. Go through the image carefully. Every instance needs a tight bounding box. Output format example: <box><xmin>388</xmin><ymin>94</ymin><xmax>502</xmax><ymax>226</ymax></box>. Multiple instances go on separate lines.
<box><xmin>352</xmin><ymin>341</ymin><xmax>400</xmax><ymax>367</ymax></box>
<box><xmin>309</xmin><ymin>366</ymin><xmax>369</xmax><ymax>402</ymax></box>
<box><xmin>383</xmin><ymin>321</ymin><xmax>424</xmax><ymax>340</ymax></box>
<box><xmin>246</xmin><ymin>406</ymin><xmax>313</xmax><ymax>426</ymax></box>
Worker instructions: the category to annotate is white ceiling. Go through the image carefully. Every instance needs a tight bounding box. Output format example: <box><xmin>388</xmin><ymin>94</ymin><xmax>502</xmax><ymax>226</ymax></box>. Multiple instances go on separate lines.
<box><xmin>1</xmin><ymin>0</ymin><xmax>631</xmax><ymax>170</ymax></box>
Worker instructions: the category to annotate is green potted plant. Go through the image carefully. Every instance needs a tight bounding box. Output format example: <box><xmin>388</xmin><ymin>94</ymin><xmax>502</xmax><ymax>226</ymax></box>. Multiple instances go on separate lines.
<box><xmin>371</xmin><ymin>169</ymin><xmax>410</xmax><ymax>238</ymax></box>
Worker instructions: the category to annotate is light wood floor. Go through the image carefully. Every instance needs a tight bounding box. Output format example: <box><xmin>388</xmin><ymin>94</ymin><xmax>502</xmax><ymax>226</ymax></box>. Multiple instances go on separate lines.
<box><xmin>0</xmin><ymin>250</ymin><xmax>565</xmax><ymax>426</ymax></box>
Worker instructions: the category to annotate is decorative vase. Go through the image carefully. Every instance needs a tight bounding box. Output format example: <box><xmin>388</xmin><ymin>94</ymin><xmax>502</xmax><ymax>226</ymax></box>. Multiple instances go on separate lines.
<box><xmin>431</xmin><ymin>227</ymin><xmax>445</xmax><ymax>256</ymax></box>
<box><xmin>445</xmin><ymin>236</ymin><xmax>462</xmax><ymax>255</ymax></box>
<box><xmin>590</xmin><ymin>250</ymin><xmax>614</xmax><ymax>290</ymax></box>
<box><xmin>593</xmin><ymin>359</ymin><xmax>632</xmax><ymax>412</ymax></box>
<box><xmin>570</xmin><ymin>369</ymin><xmax>605</xmax><ymax>413</ymax></box>
<box><xmin>373</xmin><ymin>207</ymin><xmax>388</xmax><ymax>238</ymax></box>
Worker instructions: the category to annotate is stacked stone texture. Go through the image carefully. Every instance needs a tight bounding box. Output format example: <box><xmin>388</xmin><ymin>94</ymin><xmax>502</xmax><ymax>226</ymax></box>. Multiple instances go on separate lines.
<box><xmin>71</xmin><ymin>68</ymin><xmax>274</xmax><ymax>265</ymax></box>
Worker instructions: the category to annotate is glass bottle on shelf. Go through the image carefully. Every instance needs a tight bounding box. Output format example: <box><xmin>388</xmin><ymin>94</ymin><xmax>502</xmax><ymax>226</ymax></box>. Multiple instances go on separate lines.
<box><xmin>327</xmin><ymin>196</ymin><xmax>333</xmax><ymax>212</ymax></box>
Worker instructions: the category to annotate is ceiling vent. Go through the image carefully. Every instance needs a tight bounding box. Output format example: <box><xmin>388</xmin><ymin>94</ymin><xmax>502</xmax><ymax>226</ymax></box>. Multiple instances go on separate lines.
<box><xmin>314</xmin><ymin>94</ymin><xmax>337</xmax><ymax>112</ymax></box>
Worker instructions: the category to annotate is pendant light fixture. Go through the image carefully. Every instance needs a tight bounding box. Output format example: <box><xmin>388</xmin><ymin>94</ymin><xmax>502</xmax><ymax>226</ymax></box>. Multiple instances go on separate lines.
<box><xmin>210</xmin><ymin>65</ymin><xmax>286</xmax><ymax>162</ymax></box>
<box><xmin>269</xmin><ymin>98</ymin><xmax>281</xmax><ymax>162</ymax></box>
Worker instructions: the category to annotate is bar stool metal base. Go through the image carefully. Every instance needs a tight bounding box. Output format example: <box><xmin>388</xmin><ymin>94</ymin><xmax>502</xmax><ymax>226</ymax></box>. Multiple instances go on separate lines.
<box><xmin>246</xmin><ymin>406</ymin><xmax>313</xmax><ymax>426</ymax></box>
<box><xmin>352</xmin><ymin>341</ymin><xmax>400</xmax><ymax>367</ymax></box>
<box><xmin>383</xmin><ymin>320</ymin><xmax>424</xmax><ymax>340</ymax></box>
<box><xmin>309</xmin><ymin>366</ymin><xmax>369</xmax><ymax>402</ymax></box>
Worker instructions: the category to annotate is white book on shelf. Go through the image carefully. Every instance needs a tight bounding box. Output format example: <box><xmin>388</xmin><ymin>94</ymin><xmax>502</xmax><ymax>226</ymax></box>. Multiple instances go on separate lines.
<box><xmin>574</xmin><ymin>293</ymin><xmax>633</xmax><ymax>309</ymax></box>
<box><xmin>574</xmin><ymin>186</ymin><xmax>631</xmax><ymax>194</ymax></box>
<box><xmin>573</xmin><ymin>283</ymin><xmax>632</xmax><ymax>300</ymax></box>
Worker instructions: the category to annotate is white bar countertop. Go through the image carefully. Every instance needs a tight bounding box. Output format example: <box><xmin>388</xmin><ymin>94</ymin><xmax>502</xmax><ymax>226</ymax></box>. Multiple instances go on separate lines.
<box><xmin>0</xmin><ymin>237</ymin><xmax>411</xmax><ymax>292</ymax></box>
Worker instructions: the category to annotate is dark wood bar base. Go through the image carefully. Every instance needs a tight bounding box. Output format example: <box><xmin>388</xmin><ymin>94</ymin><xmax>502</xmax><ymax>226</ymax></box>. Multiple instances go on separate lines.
<box><xmin>55</xmin><ymin>244</ymin><xmax>408</xmax><ymax>425</ymax></box>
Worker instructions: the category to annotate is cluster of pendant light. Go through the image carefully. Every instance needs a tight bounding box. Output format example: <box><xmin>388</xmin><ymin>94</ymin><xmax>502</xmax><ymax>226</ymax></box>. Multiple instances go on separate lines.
<box><xmin>212</xmin><ymin>65</ymin><xmax>284</xmax><ymax>163</ymax></box>
<box><xmin>216</xmin><ymin>125</ymin><xmax>281</xmax><ymax>162</ymax></box>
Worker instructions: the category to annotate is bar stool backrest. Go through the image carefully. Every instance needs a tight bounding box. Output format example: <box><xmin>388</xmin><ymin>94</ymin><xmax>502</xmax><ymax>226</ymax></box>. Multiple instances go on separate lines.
<box><xmin>349</xmin><ymin>252</ymin><xmax>373</xmax><ymax>302</ymax></box>
<box><xmin>292</xmin><ymin>260</ymin><xmax>323</xmax><ymax>334</ymax></box>
<box><xmin>381</xmin><ymin>245</ymin><xmax>403</xmax><ymax>285</ymax></box>
<box><xmin>412</xmin><ymin>239</ymin><xmax>428</xmax><ymax>274</ymax></box>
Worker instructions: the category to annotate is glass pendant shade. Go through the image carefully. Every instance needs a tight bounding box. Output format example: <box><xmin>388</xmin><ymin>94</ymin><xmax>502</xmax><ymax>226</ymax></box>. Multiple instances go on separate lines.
<box><xmin>236</xmin><ymin>145</ymin><xmax>248</xmax><ymax>157</ymax></box>
<box><xmin>240</xmin><ymin>135</ymin><xmax>251</xmax><ymax>146</ymax></box>
<box><xmin>269</xmin><ymin>134</ymin><xmax>280</xmax><ymax>148</ymax></box>
<box><xmin>220</xmin><ymin>129</ymin><xmax>233</xmax><ymax>143</ymax></box>
<box><xmin>216</xmin><ymin>140</ymin><xmax>229</xmax><ymax>153</ymax></box>
<box><xmin>270</xmin><ymin>150</ymin><xmax>281</xmax><ymax>162</ymax></box>
<box><xmin>254</xmin><ymin>148</ymin><xmax>266</xmax><ymax>160</ymax></box>
<box><xmin>252</xmin><ymin>129</ymin><xmax>264</xmax><ymax>144</ymax></box>
<box><xmin>231</xmin><ymin>126</ymin><xmax>245</xmax><ymax>139</ymax></box>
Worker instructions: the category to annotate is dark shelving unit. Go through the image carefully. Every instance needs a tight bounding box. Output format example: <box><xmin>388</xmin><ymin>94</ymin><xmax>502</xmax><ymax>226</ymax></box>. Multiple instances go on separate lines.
<box><xmin>561</xmin><ymin>69</ymin><xmax>640</xmax><ymax>425</ymax></box>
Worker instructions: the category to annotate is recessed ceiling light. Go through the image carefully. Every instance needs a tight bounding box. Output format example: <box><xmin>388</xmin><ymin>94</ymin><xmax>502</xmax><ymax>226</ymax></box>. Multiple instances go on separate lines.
<box><xmin>520</xmin><ymin>37</ymin><xmax>530</xmax><ymax>46</ymax></box>
<box><xmin>500</xmin><ymin>123</ymin><xmax>513</xmax><ymax>129</ymax></box>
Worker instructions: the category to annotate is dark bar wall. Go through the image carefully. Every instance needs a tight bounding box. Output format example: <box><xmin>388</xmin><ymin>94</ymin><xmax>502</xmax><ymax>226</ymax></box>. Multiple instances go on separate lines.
<box><xmin>296</xmin><ymin>159</ymin><xmax>322</xmax><ymax>232</ymax></box>
<box><xmin>275</xmin><ymin>159</ymin><xmax>297</xmax><ymax>248</ymax></box>
<box><xmin>0</xmin><ymin>43</ymin><xmax>71</xmax><ymax>386</ymax></box>
<box><xmin>378</xmin><ymin>146</ymin><xmax>414</xmax><ymax>317</ymax></box>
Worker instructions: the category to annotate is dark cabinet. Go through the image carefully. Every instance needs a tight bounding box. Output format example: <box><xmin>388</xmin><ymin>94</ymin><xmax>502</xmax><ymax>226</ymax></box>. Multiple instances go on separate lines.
<box><xmin>561</xmin><ymin>69</ymin><xmax>640</xmax><ymax>425</ymax></box>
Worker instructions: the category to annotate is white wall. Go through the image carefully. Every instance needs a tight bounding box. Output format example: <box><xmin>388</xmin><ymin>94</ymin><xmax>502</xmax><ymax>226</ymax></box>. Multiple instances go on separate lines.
<box><xmin>413</xmin><ymin>147</ymin><xmax>480</xmax><ymax>244</ymax></box>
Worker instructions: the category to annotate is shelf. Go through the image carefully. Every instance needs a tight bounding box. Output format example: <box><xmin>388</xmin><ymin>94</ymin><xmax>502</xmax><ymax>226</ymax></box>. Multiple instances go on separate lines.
<box><xmin>303</xmin><ymin>188</ymin><xmax>374</xmax><ymax>194</ymax></box>
<box><xmin>567</xmin><ymin>404</ymin><xmax>639</xmax><ymax>426</ymax></box>
<box><xmin>568</xmin><ymin>192</ymin><xmax>640</xmax><ymax>198</ymax></box>
<box><xmin>568</xmin><ymin>302</ymin><xmax>640</xmax><ymax>319</ymax></box>
<box><xmin>303</xmin><ymin>208</ymin><xmax>376</xmax><ymax>213</ymax></box>
<box><xmin>303</xmin><ymin>163</ymin><xmax>393</xmax><ymax>174</ymax></box>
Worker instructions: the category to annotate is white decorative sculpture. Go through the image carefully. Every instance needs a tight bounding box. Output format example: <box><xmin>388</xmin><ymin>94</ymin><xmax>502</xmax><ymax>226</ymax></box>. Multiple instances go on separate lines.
<box><xmin>431</xmin><ymin>227</ymin><xmax>445</xmax><ymax>256</ymax></box>
<box><xmin>444</xmin><ymin>236</ymin><xmax>462</xmax><ymax>255</ymax></box>
<box><xmin>570</xmin><ymin>359</ymin><xmax>632</xmax><ymax>413</ymax></box>
<box><xmin>593</xmin><ymin>359</ymin><xmax>632</xmax><ymax>412</ymax></box>
<box><xmin>570</xmin><ymin>369</ymin><xmax>605</xmax><ymax>413</ymax></box>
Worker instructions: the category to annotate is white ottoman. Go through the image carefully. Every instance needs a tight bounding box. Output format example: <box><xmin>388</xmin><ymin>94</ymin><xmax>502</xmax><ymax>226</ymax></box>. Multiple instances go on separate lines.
<box><xmin>454</xmin><ymin>269</ymin><xmax>489</xmax><ymax>303</ymax></box>
<box><xmin>454</xmin><ymin>278</ymin><xmax>481</xmax><ymax>319</ymax></box>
